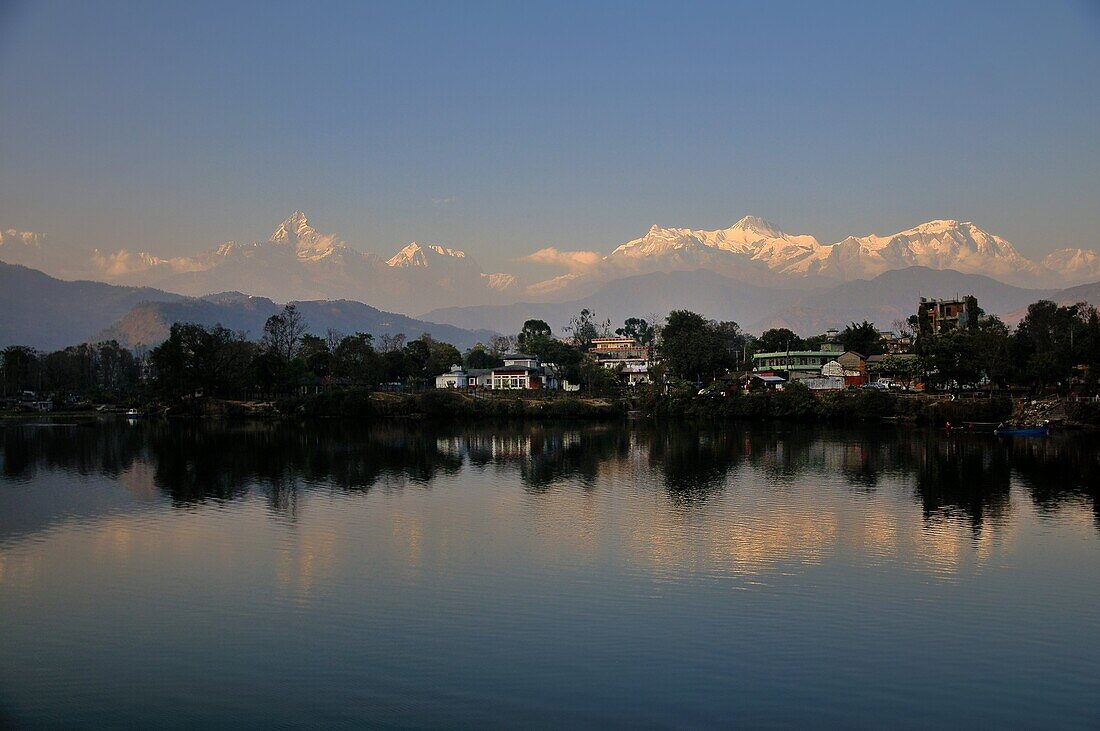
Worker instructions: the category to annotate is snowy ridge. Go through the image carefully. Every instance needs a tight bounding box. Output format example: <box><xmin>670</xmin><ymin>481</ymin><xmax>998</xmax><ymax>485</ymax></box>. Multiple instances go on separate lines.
<box><xmin>592</xmin><ymin>216</ymin><xmax>1088</xmax><ymax>288</ymax></box>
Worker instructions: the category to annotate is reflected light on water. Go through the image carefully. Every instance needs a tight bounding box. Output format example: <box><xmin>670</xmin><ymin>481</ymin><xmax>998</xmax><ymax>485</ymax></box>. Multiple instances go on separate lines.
<box><xmin>1</xmin><ymin>419</ymin><xmax>1099</xmax><ymax>727</ymax></box>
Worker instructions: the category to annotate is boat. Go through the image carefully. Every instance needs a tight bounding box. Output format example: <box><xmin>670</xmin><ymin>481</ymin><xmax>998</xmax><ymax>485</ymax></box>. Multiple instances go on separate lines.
<box><xmin>125</xmin><ymin>408</ymin><xmax>144</xmax><ymax>418</ymax></box>
<box><xmin>993</xmin><ymin>424</ymin><xmax>1051</xmax><ymax>437</ymax></box>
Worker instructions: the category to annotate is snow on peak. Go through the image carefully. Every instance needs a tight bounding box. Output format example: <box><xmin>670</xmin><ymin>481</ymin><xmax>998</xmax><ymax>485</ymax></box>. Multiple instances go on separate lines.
<box><xmin>481</xmin><ymin>272</ymin><xmax>518</xmax><ymax>291</ymax></box>
<box><xmin>266</xmin><ymin>210</ymin><xmax>346</xmax><ymax>260</ymax></box>
<box><xmin>386</xmin><ymin>242</ymin><xmax>468</xmax><ymax>267</ymax></box>
<box><xmin>610</xmin><ymin>217</ymin><xmax>818</xmax><ymax>260</ymax></box>
<box><xmin>1043</xmin><ymin>248</ymin><xmax>1100</xmax><ymax>281</ymax></box>
<box><xmin>731</xmin><ymin>215</ymin><xmax>785</xmax><ymax>238</ymax></box>
<box><xmin>270</xmin><ymin>210</ymin><xmax>316</xmax><ymax>244</ymax></box>
<box><xmin>0</xmin><ymin>228</ymin><xmax>47</xmax><ymax>249</ymax></box>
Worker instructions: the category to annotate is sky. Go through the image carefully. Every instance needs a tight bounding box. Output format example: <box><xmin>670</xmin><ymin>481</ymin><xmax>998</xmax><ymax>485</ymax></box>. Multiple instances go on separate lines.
<box><xmin>1</xmin><ymin>0</ymin><xmax>1099</xmax><ymax>263</ymax></box>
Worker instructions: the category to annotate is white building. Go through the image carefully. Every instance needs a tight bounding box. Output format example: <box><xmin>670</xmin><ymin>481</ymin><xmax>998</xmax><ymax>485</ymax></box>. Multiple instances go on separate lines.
<box><xmin>489</xmin><ymin>354</ymin><xmax>560</xmax><ymax>390</ymax></box>
<box><xmin>435</xmin><ymin>355</ymin><xmax>557</xmax><ymax>390</ymax></box>
<box><xmin>435</xmin><ymin>365</ymin><xmax>492</xmax><ymax>389</ymax></box>
<box><xmin>589</xmin><ymin>337</ymin><xmax>653</xmax><ymax>385</ymax></box>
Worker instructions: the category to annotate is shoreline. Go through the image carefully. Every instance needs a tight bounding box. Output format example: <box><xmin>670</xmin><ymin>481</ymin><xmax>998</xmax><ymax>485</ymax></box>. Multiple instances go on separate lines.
<box><xmin>6</xmin><ymin>389</ymin><xmax>1100</xmax><ymax>429</ymax></box>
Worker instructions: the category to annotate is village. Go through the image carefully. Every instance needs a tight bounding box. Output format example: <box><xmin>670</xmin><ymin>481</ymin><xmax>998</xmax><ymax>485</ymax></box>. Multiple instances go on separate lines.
<box><xmin>3</xmin><ymin>292</ymin><xmax>1099</xmax><ymax>426</ymax></box>
<box><xmin>429</xmin><ymin>295</ymin><xmax>1067</xmax><ymax>396</ymax></box>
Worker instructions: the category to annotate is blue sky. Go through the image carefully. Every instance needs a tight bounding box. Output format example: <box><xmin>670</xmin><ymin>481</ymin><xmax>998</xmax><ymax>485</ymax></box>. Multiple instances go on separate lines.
<box><xmin>1</xmin><ymin>0</ymin><xmax>1098</xmax><ymax>261</ymax></box>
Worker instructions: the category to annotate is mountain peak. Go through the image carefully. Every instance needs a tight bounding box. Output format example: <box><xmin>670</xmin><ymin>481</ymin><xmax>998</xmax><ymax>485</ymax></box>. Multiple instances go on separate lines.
<box><xmin>387</xmin><ymin>241</ymin><xmax>468</xmax><ymax>267</ymax></box>
<box><xmin>732</xmin><ymin>215</ymin><xmax>784</xmax><ymax>237</ymax></box>
<box><xmin>270</xmin><ymin>210</ymin><xmax>315</xmax><ymax>244</ymax></box>
<box><xmin>911</xmin><ymin>219</ymin><xmax>964</xmax><ymax>233</ymax></box>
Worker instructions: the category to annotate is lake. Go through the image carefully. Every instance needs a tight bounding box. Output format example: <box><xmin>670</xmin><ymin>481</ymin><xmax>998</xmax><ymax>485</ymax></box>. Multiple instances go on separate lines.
<box><xmin>1</xmin><ymin>419</ymin><xmax>1099</xmax><ymax>728</ymax></box>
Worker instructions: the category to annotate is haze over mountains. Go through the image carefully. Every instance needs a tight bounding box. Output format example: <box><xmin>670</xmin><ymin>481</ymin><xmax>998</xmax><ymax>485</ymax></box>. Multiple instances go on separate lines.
<box><xmin>0</xmin><ymin>262</ymin><xmax>496</xmax><ymax>351</ymax></box>
<box><xmin>3</xmin><ymin>210</ymin><xmax>1100</xmax><ymax>350</ymax></box>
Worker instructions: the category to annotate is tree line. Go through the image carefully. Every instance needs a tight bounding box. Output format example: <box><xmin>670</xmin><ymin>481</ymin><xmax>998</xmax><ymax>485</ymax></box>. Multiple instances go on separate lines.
<box><xmin>4</xmin><ymin>297</ymin><xmax>1100</xmax><ymax>405</ymax></box>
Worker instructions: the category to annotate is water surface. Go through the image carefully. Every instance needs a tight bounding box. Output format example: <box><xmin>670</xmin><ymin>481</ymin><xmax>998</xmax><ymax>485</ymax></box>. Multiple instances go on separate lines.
<box><xmin>2</xmin><ymin>419</ymin><xmax>1099</xmax><ymax>728</ymax></box>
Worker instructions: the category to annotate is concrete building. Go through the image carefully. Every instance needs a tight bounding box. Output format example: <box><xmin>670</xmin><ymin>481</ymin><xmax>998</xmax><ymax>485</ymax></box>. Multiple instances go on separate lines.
<box><xmin>433</xmin><ymin>366</ymin><xmax>494</xmax><ymax>389</ymax></box>
<box><xmin>489</xmin><ymin>354</ymin><xmax>560</xmax><ymax>390</ymax></box>
<box><xmin>919</xmin><ymin>297</ymin><xmax>973</xmax><ymax>334</ymax></box>
<box><xmin>589</xmin><ymin>337</ymin><xmax>653</xmax><ymax>384</ymax></box>
<box><xmin>753</xmin><ymin>348</ymin><xmax>838</xmax><ymax>377</ymax></box>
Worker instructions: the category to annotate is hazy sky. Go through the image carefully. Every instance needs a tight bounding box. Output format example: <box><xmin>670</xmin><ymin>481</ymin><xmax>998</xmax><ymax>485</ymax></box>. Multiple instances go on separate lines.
<box><xmin>1</xmin><ymin>0</ymin><xmax>1099</xmax><ymax>262</ymax></box>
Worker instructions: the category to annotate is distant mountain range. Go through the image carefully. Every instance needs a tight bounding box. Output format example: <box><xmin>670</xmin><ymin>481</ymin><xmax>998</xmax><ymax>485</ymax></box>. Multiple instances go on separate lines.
<box><xmin>423</xmin><ymin>266</ymin><xmax>1067</xmax><ymax>336</ymax></box>
<box><xmin>0</xmin><ymin>262</ymin><xmax>184</xmax><ymax>351</ymax></box>
<box><xmin>4</xmin><ymin>212</ymin><xmax>1099</xmax><ymax>320</ymax></box>
<box><xmin>0</xmin><ymin>262</ymin><xmax>497</xmax><ymax>351</ymax></box>
<box><xmin>80</xmin><ymin>211</ymin><xmax>518</xmax><ymax>314</ymax></box>
<box><xmin>4</xmin><ymin>211</ymin><xmax>1100</xmax><ymax>350</ymax></box>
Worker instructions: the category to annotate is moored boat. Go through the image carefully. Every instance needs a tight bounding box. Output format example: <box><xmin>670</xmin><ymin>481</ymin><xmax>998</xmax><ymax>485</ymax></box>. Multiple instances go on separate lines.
<box><xmin>994</xmin><ymin>424</ymin><xmax>1051</xmax><ymax>437</ymax></box>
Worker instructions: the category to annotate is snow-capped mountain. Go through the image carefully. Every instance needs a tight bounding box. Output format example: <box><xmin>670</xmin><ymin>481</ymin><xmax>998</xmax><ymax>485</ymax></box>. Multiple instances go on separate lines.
<box><xmin>1042</xmin><ymin>248</ymin><xmax>1100</xmax><ymax>284</ymax></box>
<box><xmin>4</xmin><ymin>210</ymin><xmax>1097</xmax><ymax>321</ymax></box>
<box><xmin>0</xmin><ymin>227</ymin><xmax>83</xmax><ymax>278</ymax></box>
<box><xmin>537</xmin><ymin>217</ymin><xmax>1093</xmax><ymax>292</ymax></box>
<box><xmin>800</xmin><ymin>220</ymin><xmax>1040</xmax><ymax>283</ymax></box>
<box><xmin>386</xmin><ymin>242</ymin><xmax>468</xmax><ymax>267</ymax></box>
<box><xmin>82</xmin><ymin>212</ymin><xmax>514</xmax><ymax>313</ymax></box>
<box><xmin>610</xmin><ymin>216</ymin><xmax>820</xmax><ymax>262</ymax></box>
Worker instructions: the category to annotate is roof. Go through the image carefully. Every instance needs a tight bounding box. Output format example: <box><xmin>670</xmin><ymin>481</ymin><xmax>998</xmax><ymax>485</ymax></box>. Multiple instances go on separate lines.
<box><xmin>503</xmin><ymin>353</ymin><xmax>535</xmax><ymax>360</ymax></box>
<box><xmin>867</xmin><ymin>353</ymin><xmax>916</xmax><ymax>363</ymax></box>
<box><xmin>492</xmin><ymin>365</ymin><xmax>541</xmax><ymax>374</ymax></box>
<box><xmin>753</xmin><ymin>375</ymin><xmax>787</xmax><ymax>383</ymax></box>
<box><xmin>753</xmin><ymin>351</ymin><xmax>835</xmax><ymax>358</ymax></box>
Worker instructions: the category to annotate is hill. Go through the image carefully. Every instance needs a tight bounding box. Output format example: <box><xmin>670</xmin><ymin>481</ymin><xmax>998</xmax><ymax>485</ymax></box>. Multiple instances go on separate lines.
<box><xmin>96</xmin><ymin>292</ymin><xmax>498</xmax><ymax>350</ymax></box>
<box><xmin>0</xmin><ymin>261</ymin><xmax>184</xmax><ymax>350</ymax></box>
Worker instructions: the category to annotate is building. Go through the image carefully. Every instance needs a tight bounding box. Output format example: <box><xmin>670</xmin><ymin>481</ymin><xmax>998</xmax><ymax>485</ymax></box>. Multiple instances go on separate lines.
<box><xmin>837</xmin><ymin>351</ymin><xmax>867</xmax><ymax>378</ymax></box>
<box><xmin>919</xmin><ymin>296</ymin><xmax>973</xmax><ymax>334</ymax></box>
<box><xmin>433</xmin><ymin>366</ymin><xmax>493</xmax><ymax>389</ymax></box>
<box><xmin>822</xmin><ymin>354</ymin><xmax>866</xmax><ymax>387</ymax></box>
<box><xmin>590</xmin><ymin>337</ymin><xmax>651</xmax><ymax>366</ymax></box>
<box><xmin>435</xmin><ymin>365</ymin><xmax>469</xmax><ymax>389</ymax></box>
<box><xmin>878</xmin><ymin>330</ymin><xmax>913</xmax><ymax>354</ymax></box>
<box><xmin>753</xmin><ymin>345</ymin><xmax>840</xmax><ymax>377</ymax></box>
<box><xmin>589</xmin><ymin>336</ymin><xmax>653</xmax><ymax>385</ymax></box>
<box><xmin>489</xmin><ymin>354</ymin><xmax>560</xmax><ymax>390</ymax></box>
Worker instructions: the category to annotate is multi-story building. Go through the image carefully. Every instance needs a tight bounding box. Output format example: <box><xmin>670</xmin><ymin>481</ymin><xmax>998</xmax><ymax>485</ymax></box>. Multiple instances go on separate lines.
<box><xmin>589</xmin><ymin>336</ymin><xmax>653</xmax><ymax>384</ymax></box>
<box><xmin>589</xmin><ymin>337</ymin><xmax>652</xmax><ymax>367</ymax></box>
<box><xmin>753</xmin><ymin>347</ymin><xmax>839</xmax><ymax>377</ymax></box>
<box><xmin>435</xmin><ymin>354</ymin><xmax>557</xmax><ymax>390</ymax></box>
<box><xmin>489</xmin><ymin>354</ymin><xmax>560</xmax><ymax>390</ymax></box>
<box><xmin>919</xmin><ymin>297</ymin><xmax>973</xmax><ymax>334</ymax></box>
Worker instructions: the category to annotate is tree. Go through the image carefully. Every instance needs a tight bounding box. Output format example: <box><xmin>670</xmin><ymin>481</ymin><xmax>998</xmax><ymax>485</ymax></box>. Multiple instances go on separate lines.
<box><xmin>150</xmin><ymin>323</ymin><xmax>253</xmax><ymax>399</ymax></box>
<box><xmin>869</xmin><ymin>355</ymin><xmax>920</xmax><ymax>390</ymax></box>
<box><xmin>839</xmin><ymin>320</ymin><xmax>884</xmax><ymax>356</ymax></box>
<box><xmin>332</xmin><ymin>333</ymin><xmax>381</xmax><ymax>384</ymax></box>
<box><xmin>379</xmin><ymin>333</ymin><xmax>406</xmax><ymax>353</ymax></box>
<box><xmin>419</xmin><ymin>335</ymin><xmax>463</xmax><ymax>377</ymax></box>
<box><xmin>517</xmin><ymin>320</ymin><xmax>553</xmax><ymax>350</ymax></box>
<box><xmin>660</xmin><ymin>310</ymin><xmax>734</xmax><ymax>382</ymax></box>
<box><xmin>755</xmin><ymin>328</ymin><xmax>804</xmax><ymax>354</ymax></box>
<box><xmin>565</xmin><ymin>308</ymin><xmax>609</xmax><ymax>350</ymax></box>
<box><xmin>262</xmin><ymin>304</ymin><xmax>307</xmax><ymax>364</ymax></box>
<box><xmin>714</xmin><ymin>321</ymin><xmax>747</xmax><ymax>367</ymax></box>
<box><xmin>964</xmin><ymin>296</ymin><xmax>984</xmax><ymax>330</ymax></box>
<box><xmin>464</xmin><ymin>344</ymin><xmax>499</xmax><ymax>369</ymax></box>
<box><xmin>2</xmin><ymin>346</ymin><xmax>40</xmax><ymax>395</ymax></box>
<box><xmin>488</xmin><ymin>334</ymin><xmax>516</xmax><ymax>357</ymax></box>
<box><xmin>616</xmin><ymin>317</ymin><xmax>655</xmax><ymax>346</ymax></box>
<box><xmin>299</xmin><ymin>334</ymin><xmax>332</xmax><ymax>378</ymax></box>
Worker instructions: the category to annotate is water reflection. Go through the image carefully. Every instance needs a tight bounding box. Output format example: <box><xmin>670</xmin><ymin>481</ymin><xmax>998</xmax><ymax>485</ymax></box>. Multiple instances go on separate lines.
<box><xmin>2</xmin><ymin>419</ymin><xmax>1099</xmax><ymax>535</ymax></box>
<box><xmin>3</xmin><ymin>419</ymin><xmax>1100</xmax><ymax>728</ymax></box>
